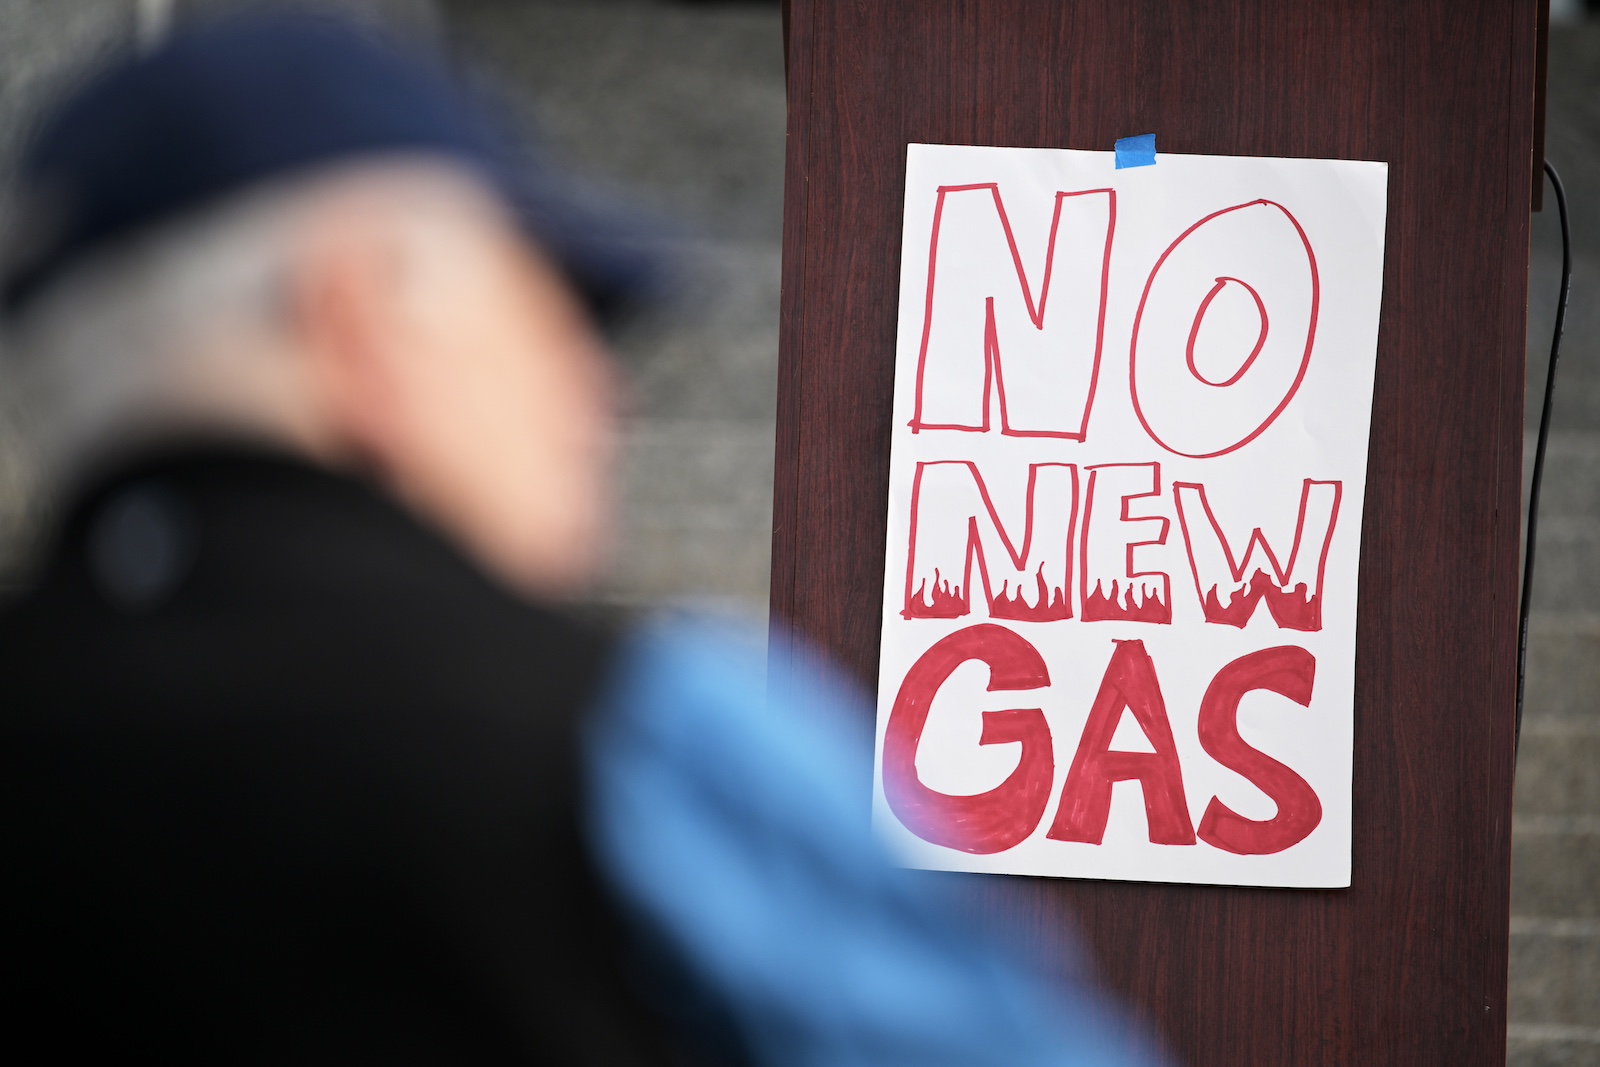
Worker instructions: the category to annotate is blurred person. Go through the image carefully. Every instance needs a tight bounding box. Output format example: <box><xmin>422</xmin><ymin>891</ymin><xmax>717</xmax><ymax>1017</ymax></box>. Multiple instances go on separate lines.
<box><xmin>0</xmin><ymin>15</ymin><xmax>1162</xmax><ymax>1066</ymax></box>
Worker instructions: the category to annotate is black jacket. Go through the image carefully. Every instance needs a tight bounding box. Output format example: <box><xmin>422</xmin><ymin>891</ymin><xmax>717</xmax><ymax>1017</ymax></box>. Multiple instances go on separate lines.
<box><xmin>2</xmin><ymin>447</ymin><xmax>674</xmax><ymax>1064</ymax></box>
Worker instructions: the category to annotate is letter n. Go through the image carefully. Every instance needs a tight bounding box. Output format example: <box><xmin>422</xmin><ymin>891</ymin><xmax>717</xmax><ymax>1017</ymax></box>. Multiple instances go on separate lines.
<box><xmin>910</xmin><ymin>184</ymin><xmax>1115</xmax><ymax>439</ymax></box>
<box><xmin>904</xmin><ymin>461</ymin><xmax>1077</xmax><ymax>622</ymax></box>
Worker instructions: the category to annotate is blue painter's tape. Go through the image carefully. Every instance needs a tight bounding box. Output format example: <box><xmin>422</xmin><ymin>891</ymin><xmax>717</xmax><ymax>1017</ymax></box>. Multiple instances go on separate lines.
<box><xmin>1115</xmin><ymin>133</ymin><xmax>1157</xmax><ymax>169</ymax></box>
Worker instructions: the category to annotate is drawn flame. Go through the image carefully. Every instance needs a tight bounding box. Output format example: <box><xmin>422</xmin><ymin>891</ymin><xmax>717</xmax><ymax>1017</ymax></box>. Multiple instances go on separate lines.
<box><xmin>990</xmin><ymin>565</ymin><xmax>1072</xmax><ymax>622</ymax></box>
<box><xmin>1082</xmin><ymin>579</ymin><xmax>1171</xmax><ymax>624</ymax></box>
<box><xmin>907</xmin><ymin>568</ymin><xmax>967</xmax><ymax>618</ymax></box>
<box><xmin>1202</xmin><ymin>567</ymin><xmax>1321</xmax><ymax>631</ymax></box>
<box><xmin>908</xmin><ymin>565</ymin><xmax>1071</xmax><ymax>621</ymax></box>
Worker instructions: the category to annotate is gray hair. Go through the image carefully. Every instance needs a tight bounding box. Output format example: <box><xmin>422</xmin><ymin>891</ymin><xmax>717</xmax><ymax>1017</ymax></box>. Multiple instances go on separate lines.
<box><xmin>1</xmin><ymin>175</ymin><xmax>308</xmax><ymax>487</ymax></box>
<box><xmin>0</xmin><ymin>158</ymin><xmax>505</xmax><ymax>584</ymax></box>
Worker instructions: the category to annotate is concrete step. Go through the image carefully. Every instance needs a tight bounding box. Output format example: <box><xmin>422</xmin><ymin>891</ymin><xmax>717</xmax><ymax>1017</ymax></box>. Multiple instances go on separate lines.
<box><xmin>1525</xmin><ymin>433</ymin><xmax>1600</xmax><ymax>521</ymax></box>
<box><xmin>1523</xmin><ymin>619</ymin><xmax>1600</xmax><ymax>722</ymax></box>
<box><xmin>1511</xmin><ymin>627</ymin><xmax>1599</xmax><ymax>1047</ymax></box>
<box><xmin>618</xmin><ymin>241</ymin><xmax>782</xmax><ymax>422</ymax></box>
<box><xmin>1507</xmin><ymin>1024</ymin><xmax>1600</xmax><ymax>1067</ymax></box>
<box><xmin>1512</xmin><ymin>820</ymin><xmax>1600</xmax><ymax>919</ymax></box>
<box><xmin>443</xmin><ymin>0</ymin><xmax>787</xmax><ymax>246</ymax></box>
<box><xmin>1516</xmin><ymin>733</ymin><xmax>1600</xmax><ymax>817</ymax></box>
<box><xmin>1509</xmin><ymin>917</ymin><xmax>1600</xmax><ymax>1027</ymax></box>
<box><xmin>1526</xmin><ymin>248</ymin><xmax>1600</xmax><ymax>433</ymax></box>
<box><xmin>1529</xmin><ymin>519</ymin><xmax>1600</xmax><ymax>618</ymax></box>
<box><xmin>604</xmin><ymin>418</ymin><xmax>775</xmax><ymax>606</ymax></box>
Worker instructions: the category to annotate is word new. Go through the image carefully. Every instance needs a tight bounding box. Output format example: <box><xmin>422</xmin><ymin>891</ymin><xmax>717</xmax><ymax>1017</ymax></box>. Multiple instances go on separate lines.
<box><xmin>904</xmin><ymin>461</ymin><xmax>1341</xmax><ymax>630</ymax></box>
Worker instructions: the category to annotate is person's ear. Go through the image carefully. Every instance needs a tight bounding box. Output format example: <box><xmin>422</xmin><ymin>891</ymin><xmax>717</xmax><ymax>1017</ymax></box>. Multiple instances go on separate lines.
<box><xmin>287</xmin><ymin>212</ymin><xmax>419</xmax><ymax>472</ymax></box>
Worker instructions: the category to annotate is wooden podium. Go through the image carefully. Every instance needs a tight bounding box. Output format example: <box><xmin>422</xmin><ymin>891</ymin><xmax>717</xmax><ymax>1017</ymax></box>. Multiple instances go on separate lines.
<box><xmin>769</xmin><ymin>2</ymin><xmax>1541</xmax><ymax>1063</ymax></box>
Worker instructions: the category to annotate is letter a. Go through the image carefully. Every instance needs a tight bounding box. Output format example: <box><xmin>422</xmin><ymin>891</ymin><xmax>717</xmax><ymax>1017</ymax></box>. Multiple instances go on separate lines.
<box><xmin>1047</xmin><ymin>640</ymin><xmax>1196</xmax><ymax>845</ymax></box>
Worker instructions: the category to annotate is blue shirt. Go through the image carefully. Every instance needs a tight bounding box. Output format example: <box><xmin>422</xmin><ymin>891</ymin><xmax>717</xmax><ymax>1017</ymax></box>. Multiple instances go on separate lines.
<box><xmin>585</xmin><ymin>616</ymin><xmax>1168</xmax><ymax>1067</ymax></box>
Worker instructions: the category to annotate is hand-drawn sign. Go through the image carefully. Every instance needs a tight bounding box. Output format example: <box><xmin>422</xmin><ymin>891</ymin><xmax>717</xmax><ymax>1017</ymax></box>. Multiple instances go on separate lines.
<box><xmin>874</xmin><ymin>145</ymin><xmax>1388</xmax><ymax>889</ymax></box>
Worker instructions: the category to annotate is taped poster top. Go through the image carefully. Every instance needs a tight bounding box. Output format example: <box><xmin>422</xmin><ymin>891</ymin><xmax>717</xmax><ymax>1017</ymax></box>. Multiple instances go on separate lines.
<box><xmin>873</xmin><ymin>143</ymin><xmax>1388</xmax><ymax>888</ymax></box>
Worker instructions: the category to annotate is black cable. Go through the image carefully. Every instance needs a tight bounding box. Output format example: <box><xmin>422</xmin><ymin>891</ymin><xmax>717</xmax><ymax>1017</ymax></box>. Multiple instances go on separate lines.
<box><xmin>1516</xmin><ymin>160</ymin><xmax>1571</xmax><ymax>757</ymax></box>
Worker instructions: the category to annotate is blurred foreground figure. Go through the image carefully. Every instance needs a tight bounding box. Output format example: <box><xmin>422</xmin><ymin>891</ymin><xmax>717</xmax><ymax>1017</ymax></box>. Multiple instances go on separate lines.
<box><xmin>0</xmin><ymin>16</ymin><xmax>1160</xmax><ymax>1066</ymax></box>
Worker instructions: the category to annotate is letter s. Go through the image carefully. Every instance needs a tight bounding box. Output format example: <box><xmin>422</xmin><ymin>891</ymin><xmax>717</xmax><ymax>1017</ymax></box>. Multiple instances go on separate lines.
<box><xmin>1196</xmin><ymin>645</ymin><xmax>1323</xmax><ymax>855</ymax></box>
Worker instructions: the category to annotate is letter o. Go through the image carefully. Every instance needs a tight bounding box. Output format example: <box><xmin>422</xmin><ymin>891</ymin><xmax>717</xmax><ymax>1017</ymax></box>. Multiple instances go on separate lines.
<box><xmin>1130</xmin><ymin>200</ymin><xmax>1320</xmax><ymax>459</ymax></box>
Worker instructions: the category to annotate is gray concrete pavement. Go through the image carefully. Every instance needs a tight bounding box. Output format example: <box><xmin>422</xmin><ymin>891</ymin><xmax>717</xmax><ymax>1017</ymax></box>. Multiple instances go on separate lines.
<box><xmin>440</xmin><ymin>0</ymin><xmax>786</xmax><ymax>612</ymax></box>
<box><xmin>1513</xmin><ymin>23</ymin><xmax>1600</xmax><ymax>1067</ymax></box>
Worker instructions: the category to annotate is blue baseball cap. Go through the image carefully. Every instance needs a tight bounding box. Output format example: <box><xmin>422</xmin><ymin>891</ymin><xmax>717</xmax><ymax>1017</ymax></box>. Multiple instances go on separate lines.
<box><xmin>1</xmin><ymin>15</ymin><xmax>663</xmax><ymax>320</ymax></box>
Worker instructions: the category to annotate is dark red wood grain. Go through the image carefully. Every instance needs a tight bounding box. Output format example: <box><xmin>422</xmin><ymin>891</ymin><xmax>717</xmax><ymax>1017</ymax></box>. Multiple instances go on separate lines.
<box><xmin>770</xmin><ymin>2</ymin><xmax>1536</xmax><ymax>1063</ymax></box>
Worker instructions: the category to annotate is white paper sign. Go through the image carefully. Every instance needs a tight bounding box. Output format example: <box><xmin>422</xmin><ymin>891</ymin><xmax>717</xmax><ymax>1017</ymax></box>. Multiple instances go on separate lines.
<box><xmin>872</xmin><ymin>144</ymin><xmax>1388</xmax><ymax>888</ymax></box>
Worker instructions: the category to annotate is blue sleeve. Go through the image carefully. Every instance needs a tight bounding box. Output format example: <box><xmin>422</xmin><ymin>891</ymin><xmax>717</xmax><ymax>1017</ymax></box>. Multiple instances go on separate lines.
<box><xmin>583</xmin><ymin>615</ymin><xmax>1169</xmax><ymax>1067</ymax></box>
